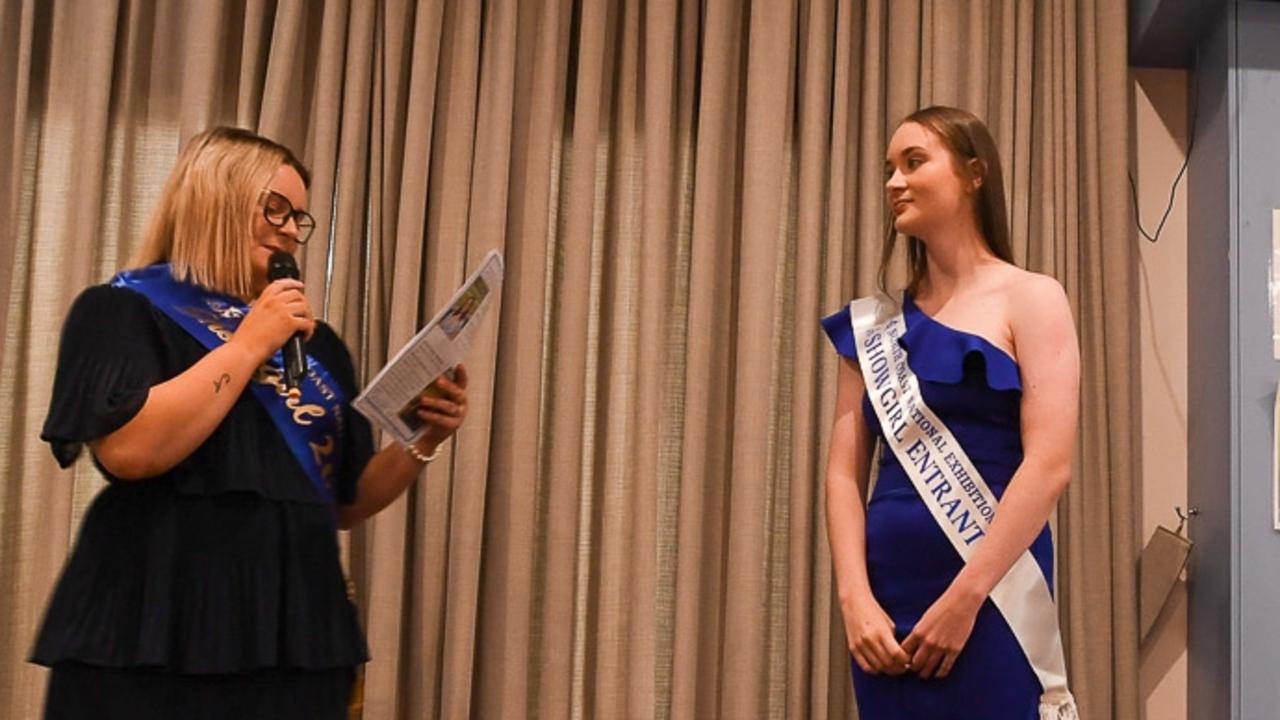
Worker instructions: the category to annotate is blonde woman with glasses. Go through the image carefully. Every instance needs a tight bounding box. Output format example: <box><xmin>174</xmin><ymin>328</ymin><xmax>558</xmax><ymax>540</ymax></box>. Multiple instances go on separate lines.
<box><xmin>31</xmin><ymin>127</ymin><xmax>468</xmax><ymax>719</ymax></box>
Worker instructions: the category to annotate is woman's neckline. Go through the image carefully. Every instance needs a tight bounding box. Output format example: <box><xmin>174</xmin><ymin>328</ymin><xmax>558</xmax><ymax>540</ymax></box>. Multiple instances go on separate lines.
<box><xmin>903</xmin><ymin>292</ymin><xmax>1019</xmax><ymax>367</ymax></box>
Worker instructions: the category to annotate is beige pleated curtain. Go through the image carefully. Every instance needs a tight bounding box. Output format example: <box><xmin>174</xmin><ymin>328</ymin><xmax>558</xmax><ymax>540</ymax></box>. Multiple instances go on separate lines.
<box><xmin>0</xmin><ymin>1</ymin><xmax>1137</xmax><ymax>718</ymax></box>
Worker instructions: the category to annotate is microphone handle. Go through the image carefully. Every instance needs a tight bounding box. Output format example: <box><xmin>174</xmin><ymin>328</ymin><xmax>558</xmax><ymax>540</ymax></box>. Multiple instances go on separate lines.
<box><xmin>285</xmin><ymin>333</ymin><xmax>305</xmax><ymax>392</ymax></box>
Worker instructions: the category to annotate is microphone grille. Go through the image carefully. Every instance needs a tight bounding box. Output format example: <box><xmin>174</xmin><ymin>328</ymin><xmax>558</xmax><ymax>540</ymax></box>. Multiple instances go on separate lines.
<box><xmin>266</xmin><ymin>250</ymin><xmax>300</xmax><ymax>281</ymax></box>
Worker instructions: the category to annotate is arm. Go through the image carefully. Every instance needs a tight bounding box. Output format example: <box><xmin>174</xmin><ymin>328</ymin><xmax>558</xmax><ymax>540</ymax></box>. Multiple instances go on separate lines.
<box><xmin>91</xmin><ymin>279</ymin><xmax>315</xmax><ymax>479</ymax></box>
<box><xmin>902</xmin><ymin>275</ymin><xmax>1080</xmax><ymax>678</ymax></box>
<box><xmin>336</xmin><ymin>364</ymin><xmax>470</xmax><ymax>530</ymax></box>
<box><xmin>827</xmin><ymin>357</ymin><xmax>910</xmax><ymax>675</ymax></box>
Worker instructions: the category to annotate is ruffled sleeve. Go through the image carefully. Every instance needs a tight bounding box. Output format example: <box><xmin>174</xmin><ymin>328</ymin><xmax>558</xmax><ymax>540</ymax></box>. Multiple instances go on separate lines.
<box><xmin>307</xmin><ymin>322</ymin><xmax>374</xmax><ymax>505</ymax></box>
<box><xmin>820</xmin><ymin>304</ymin><xmax>857</xmax><ymax>360</ymax></box>
<box><xmin>899</xmin><ymin>295</ymin><xmax>1023</xmax><ymax>392</ymax></box>
<box><xmin>40</xmin><ymin>285</ymin><xmax>165</xmax><ymax>468</ymax></box>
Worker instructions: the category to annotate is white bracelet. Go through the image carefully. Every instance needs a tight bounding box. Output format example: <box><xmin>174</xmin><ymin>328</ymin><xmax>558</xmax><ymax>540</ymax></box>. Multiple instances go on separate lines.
<box><xmin>405</xmin><ymin>442</ymin><xmax>442</xmax><ymax>464</ymax></box>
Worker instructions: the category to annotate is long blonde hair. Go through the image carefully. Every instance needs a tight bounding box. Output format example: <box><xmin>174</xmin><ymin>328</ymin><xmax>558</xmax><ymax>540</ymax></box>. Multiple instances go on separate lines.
<box><xmin>878</xmin><ymin>106</ymin><xmax>1013</xmax><ymax>295</ymax></box>
<box><xmin>130</xmin><ymin>127</ymin><xmax>310</xmax><ymax>299</ymax></box>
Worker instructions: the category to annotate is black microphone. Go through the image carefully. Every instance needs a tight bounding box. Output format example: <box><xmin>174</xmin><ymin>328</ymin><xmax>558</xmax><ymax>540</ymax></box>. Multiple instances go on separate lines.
<box><xmin>266</xmin><ymin>250</ymin><xmax>305</xmax><ymax>395</ymax></box>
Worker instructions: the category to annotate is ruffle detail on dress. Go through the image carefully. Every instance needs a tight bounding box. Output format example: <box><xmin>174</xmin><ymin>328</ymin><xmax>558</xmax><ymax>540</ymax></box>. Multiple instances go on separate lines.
<box><xmin>819</xmin><ymin>305</ymin><xmax>857</xmax><ymax>360</ymax></box>
<box><xmin>898</xmin><ymin>294</ymin><xmax>1022</xmax><ymax>392</ymax></box>
<box><xmin>29</xmin><ymin>487</ymin><xmax>368</xmax><ymax>673</ymax></box>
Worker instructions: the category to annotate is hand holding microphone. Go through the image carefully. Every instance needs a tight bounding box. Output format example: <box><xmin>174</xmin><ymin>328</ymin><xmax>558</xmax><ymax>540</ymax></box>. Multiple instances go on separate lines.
<box><xmin>266</xmin><ymin>251</ymin><xmax>308</xmax><ymax>394</ymax></box>
<box><xmin>230</xmin><ymin>251</ymin><xmax>315</xmax><ymax>394</ymax></box>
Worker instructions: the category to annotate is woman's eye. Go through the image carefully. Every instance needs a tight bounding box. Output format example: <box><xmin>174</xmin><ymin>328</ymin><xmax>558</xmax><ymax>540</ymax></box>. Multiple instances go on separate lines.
<box><xmin>907</xmin><ymin>157</ymin><xmax>922</xmax><ymax>169</ymax></box>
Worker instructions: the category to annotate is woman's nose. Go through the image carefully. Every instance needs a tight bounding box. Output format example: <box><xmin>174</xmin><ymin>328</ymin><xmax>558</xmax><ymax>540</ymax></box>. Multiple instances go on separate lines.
<box><xmin>885</xmin><ymin>169</ymin><xmax>906</xmax><ymax>191</ymax></box>
<box><xmin>279</xmin><ymin>217</ymin><xmax>300</xmax><ymax>241</ymax></box>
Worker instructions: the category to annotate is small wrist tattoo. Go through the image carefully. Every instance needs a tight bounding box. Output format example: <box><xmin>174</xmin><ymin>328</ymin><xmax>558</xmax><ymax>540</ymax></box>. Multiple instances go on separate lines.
<box><xmin>213</xmin><ymin>373</ymin><xmax>231</xmax><ymax>393</ymax></box>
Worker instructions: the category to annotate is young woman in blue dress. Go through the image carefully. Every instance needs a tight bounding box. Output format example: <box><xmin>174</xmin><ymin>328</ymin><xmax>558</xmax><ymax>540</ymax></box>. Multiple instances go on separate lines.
<box><xmin>822</xmin><ymin>106</ymin><xmax>1080</xmax><ymax>719</ymax></box>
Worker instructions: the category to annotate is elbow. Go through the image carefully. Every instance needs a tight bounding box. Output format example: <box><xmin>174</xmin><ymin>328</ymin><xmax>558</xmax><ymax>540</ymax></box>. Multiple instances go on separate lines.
<box><xmin>823</xmin><ymin>471</ymin><xmax>846</xmax><ymax>506</ymax></box>
<box><xmin>1039</xmin><ymin>461</ymin><xmax>1072</xmax><ymax>499</ymax></box>
<box><xmin>89</xmin><ymin>439</ymin><xmax>162</xmax><ymax>480</ymax></box>
<box><xmin>336</xmin><ymin>506</ymin><xmax>361</xmax><ymax>531</ymax></box>
<box><xmin>99</xmin><ymin>456</ymin><xmax>159</xmax><ymax>481</ymax></box>
<box><xmin>826</xmin><ymin>467</ymin><xmax>869</xmax><ymax>502</ymax></box>
<box><xmin>1050</xmin><ymin>473</ymin><xmax>1071</xmax><ymax>501</ymax></box>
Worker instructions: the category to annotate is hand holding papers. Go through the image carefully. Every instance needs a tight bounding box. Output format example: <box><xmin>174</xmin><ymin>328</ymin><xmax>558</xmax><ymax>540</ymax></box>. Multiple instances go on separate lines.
<box><xmin>352</xmin><ymin>250</ymin><xmax>503</xmax><ymax>445</ymax></box>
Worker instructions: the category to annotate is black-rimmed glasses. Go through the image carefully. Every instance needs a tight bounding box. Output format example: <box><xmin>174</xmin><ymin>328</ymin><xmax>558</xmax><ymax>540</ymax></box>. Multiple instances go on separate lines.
<box><xmin>259</xmin><ymin>189</ymin><xmax>316</xmax><ymax>244</ymax></box>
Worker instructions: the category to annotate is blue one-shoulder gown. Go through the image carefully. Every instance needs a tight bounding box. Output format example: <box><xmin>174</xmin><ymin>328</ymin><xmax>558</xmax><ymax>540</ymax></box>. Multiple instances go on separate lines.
<box><xmin>822</xmin><ymin>294</ymin><xmax>1053</xmax><ymax>720</ymax></box>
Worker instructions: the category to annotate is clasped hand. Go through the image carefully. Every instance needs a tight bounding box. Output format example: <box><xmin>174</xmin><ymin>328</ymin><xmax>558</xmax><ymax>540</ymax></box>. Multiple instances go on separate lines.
<box><xmin>899</xmin><ymin>586</ymin><xmax>982</xmax><ymax>680</ymax></box>
<box><xmin>846</xmin><ymin>587</ymin><xmax>981</xmax><ymax>680</ymax></box>
<box><xmin>844</xmin><ymin>595</ymin><xmax>910</xmax><ymax>676</ymax></box>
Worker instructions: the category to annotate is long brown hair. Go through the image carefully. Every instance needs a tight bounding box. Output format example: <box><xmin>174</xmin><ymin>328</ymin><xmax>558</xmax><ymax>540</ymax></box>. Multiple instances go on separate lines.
<box><xmin>878</xmin><ymin>106</ymin><xmax>1013</xmax><ymax>295</ymax></box>
<box><xmin>130</xmin><ymin>127</ymin><xmax>310</xmax><ymax>299</ymax></box>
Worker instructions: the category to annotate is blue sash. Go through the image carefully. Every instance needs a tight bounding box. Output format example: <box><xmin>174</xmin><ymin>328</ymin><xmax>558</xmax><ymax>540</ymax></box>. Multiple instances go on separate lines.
<box><xmin>111</xmin><ymin>264</ymin><xmax>346</xmax><ymax>510</ymax></box>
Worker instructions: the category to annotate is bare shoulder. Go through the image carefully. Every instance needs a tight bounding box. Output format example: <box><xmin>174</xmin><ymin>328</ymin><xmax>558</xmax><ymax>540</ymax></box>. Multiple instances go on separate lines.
<box><xmin>999</xmin><ymin>270</ymin><xmax>1078</xmax><ymax>358</ymax></box>
<box><xmin>1001</xmin><ymin>270</ymin><xmax>1070</xmax><ymax>321</ymax></box>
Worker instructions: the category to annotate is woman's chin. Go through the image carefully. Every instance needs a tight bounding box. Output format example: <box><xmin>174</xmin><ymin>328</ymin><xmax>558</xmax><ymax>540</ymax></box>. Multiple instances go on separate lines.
<box><xmin>893</xmin><ymin>216</ymin><xmax>922</xmax><ymax>236</ymax></box>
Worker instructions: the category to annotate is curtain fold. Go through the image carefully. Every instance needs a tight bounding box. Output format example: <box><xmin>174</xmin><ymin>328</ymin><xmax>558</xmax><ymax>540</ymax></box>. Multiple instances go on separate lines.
<box><xmin>0</xmin><ymin>1</ymin><xmax>1136</xmax><ymax>718</ymax></box>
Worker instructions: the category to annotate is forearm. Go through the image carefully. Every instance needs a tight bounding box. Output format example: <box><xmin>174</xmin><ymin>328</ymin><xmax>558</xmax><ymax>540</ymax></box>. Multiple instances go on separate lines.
<box><xmin>90</xmin><ymin>340</ymin><xmax>263</xmax><ymax>479</ymax></box>
<box><xmin>948</xmin><ymin>457</ymin><xmax>1070</xmax><ymax>602</ymax></box>
<box><xmin>826</xmin><ymin>471</ymin><xmax>876</xmax><ymax>607</ymax></box>
<box><xmin>337</xmin><ymin>442</ymin><xmax>435</xmax><ymax>529</ymax></box>
<box><xmin>338</xmin><ymin>366</ymin><xmax>470</xmax><ymax>529</ymax></box>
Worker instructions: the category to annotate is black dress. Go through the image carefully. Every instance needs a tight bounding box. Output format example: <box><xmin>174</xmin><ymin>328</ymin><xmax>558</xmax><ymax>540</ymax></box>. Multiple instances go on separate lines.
<box><xmin>32</xmin><ymin>284</ymin><xmax>374</xmax><ymax>719</ymax></box>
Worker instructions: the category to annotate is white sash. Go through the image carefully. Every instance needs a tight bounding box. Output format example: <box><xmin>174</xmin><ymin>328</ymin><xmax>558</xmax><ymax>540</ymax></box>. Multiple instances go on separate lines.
<box><xmin>849</xmin><ymin>293</ymin><xmax>1078</xmax><ymax>720</ymax></box>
